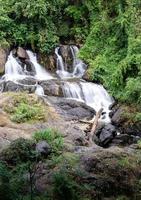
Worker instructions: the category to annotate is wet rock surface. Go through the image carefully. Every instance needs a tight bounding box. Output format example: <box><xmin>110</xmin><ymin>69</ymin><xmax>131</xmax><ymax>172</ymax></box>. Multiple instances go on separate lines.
<box><xmin>46</xmin><ymin>96</ymin><xmax>96</xmax><ymax>120</ymax></box>
<box><xmin>3</xmin><ymin>80</ymin><xmax>36</xmax><ymax>93</ymax></box>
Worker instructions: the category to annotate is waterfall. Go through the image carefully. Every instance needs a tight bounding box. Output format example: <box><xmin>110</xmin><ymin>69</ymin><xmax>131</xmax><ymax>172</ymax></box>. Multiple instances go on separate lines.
<box><xmin>26</xmin><ymin>50</ymin><xmax>53</xmax><ymax>80</ymax></box>
<box><xmin>55</xmin><ymin>46</ymin><xmax>86</xmax><ymax>78</ymax></box>
<box><xmin>35</xmin><ymin>84</ymin><xmax>44</xmax><ymax>96</ymax></box>
<box><xmin>62</xmin><ymin>81</ymin><xmax>113</xmax><ymax>123</ymax></box>
<box><xmin>4</xmin><ymin>52</ymin><xmax>25</xmax><ymax>81</ymax></box>
<box><xmin>70</xmin><ymin>46</ymin><xmax>87</xmax><ymax>77</ymax></box>
<box><xmin>55</xmin><ymin>47</ymin><xmax>70</xmax><ymax>78</ymax></box>
<box><xmin>62</xmin><ymin>82</ymin><xmax>84</xmax><ymax>101</ymax></box>
<box><xmin>56</xmin><ymin>45</ymin><xmax>113</xmax><ymax>122</ymax></box>
<box><xmin>2</xmin><ymin>45</ymin><xmax>114</xmax><ymax>123</ymax></box>
<box><xmin>3</xmin><ymin>50</ymin><xmax>53</xmax><ymax>81</ymax></box>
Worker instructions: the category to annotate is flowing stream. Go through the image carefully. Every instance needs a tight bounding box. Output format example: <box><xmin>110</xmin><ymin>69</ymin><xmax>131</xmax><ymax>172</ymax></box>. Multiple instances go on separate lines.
<box><xmin>2</xmin><ymin>45</ymin><xmax>114</xmax><ymax>123</ymax></box>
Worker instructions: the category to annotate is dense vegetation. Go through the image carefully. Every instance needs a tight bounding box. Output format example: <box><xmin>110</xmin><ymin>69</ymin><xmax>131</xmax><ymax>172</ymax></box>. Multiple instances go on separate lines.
<box><xmin>0</xmin><ymin>0</ymin><xmax>90</xmax><ymax>52</ymax></box>
<box><xmin>0</xmin><ymin>0</ymin><xmax>141</xmax><ymax>111</ymax></box>
<box><xmin>80</xmin><ymin>0</ymin><xmax>141</xmax><ymax>110</ymax></box>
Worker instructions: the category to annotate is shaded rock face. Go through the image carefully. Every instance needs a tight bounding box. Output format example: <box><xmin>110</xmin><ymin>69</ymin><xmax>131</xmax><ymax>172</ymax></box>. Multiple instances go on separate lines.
<box><xmin>111</xmin><ymin>105</ymin><xmax>141</xmax><ymax>137</ymax></box>
<box><xmin>38</xmin><ymin>53</ymin><xmax>56</xmax><ymax>73</ymax></box>
<box><xmin>94</xmin><ymin>123</ymin><xmax>117</xmax><ymax>147</ymax></box>
<box><xmin>40</xmin><ymin>80</ymin><xmax>63</xmax><ymax>97</ymax></box>
<box><xmin>110</xmin><ymin>134</ymin><xmax>138</xmax><ymax>146</ymax></box>
<box><xmin>59</xmin><ymin>45</ymin><xmax>73</xmax><ymax>72</ymax></box>
<box><xmin>24</xmin><ymin>60</ymin><xmax>36</xmax><ymax>76</ymax></box>
<box><xmin>80</xmin><ymin>149</ymin><xmax>141</xmax><ymax>199</ymax></box>
<box><xmin>46</xmin><ymin>96</ymin><xmax>96</xmax><ymax>120</ymax></box>
<box><xmin>3</xmin><ymin>80</ymin><xmax>36</xmax><ymax>93</ymax></box>
<box><xmin>0</xmin><ymin>48</ymin><xmax>9</xmax><ymax>75</ymax></box>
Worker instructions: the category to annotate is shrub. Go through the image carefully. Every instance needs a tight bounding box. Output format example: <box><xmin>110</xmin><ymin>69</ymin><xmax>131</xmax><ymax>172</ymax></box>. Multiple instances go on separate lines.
<box><xmin>0</xmin><ymin>138</ymin><xmax>37</xmax><ymax>165</ymax></box>
<box><xmin>33</xmin><ymin>128</ymin><xmax>64</xmax><ymax>154</ymax></box>
<box><xmin>4</xmin><ymin>93</ymin><xmax>46</xmax><ymax>123</ymax></box>
<box><xmin>0</xmin><ymin>163</ymin><xmax>17</xmax><ymax>200</ymax></box>
<box><xmin>11</xmin><ymin>102</ymin><xmax>44</xmax><ymax>123</ymax></box>
<box><xmin>53</xmin><ymin>170</ymin><xmax>80</xmax><ymax>200</ymax></box>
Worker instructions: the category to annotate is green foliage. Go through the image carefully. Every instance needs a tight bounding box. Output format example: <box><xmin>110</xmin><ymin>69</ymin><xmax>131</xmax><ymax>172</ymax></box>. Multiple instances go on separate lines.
<box><xmin>53</xmin><ymin>170</ymin><xmax>80</xmax><ymax>200</ymax></box>
<box><xmin>137</xmin><ymin>140</ymin><xmax>141</xmax><ymax>149</ymax></box>
<box><xmin>0</xmin><ymin>138</ymin><xmax>36</xmax><ymax>165</ymax></box>
<box><xmin>34</xmin><ymin>128</ymin><xmax>64</xmax><ymax>154</ymax></box>
<box><xmin>116</xmin><ymin>196</ymin><xmax>129</xmax><ymax>200</ymax></box>
<box><xmin>0</xmin><ymin>163</ymin><xmax>17</xmax><ymax>200</ymax></box>
<box><xmin>4</xmin><ymin>93</ymin><xmax>46</xmax><ymax>123</ymax></box>
<box><xmin>79</xmin><ymin>0</ymin><xmax>141</xmax><ymax>110</ymax></box>
<box><xmin>11</xmin><ymin>102</ymin><xmax>44</xmax><ymax>123</ymax></box>
<box><xmin>0</xmin><ymin>0</ymin><xmax>90</xmax><ymax>52</ymax></box>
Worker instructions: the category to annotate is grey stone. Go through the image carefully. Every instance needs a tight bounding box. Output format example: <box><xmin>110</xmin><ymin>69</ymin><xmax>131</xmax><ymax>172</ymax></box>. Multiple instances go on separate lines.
<box><xmin>36</xmin><ymin>141</ymin><xmax>51</xmax><ymax>156</ymax></box>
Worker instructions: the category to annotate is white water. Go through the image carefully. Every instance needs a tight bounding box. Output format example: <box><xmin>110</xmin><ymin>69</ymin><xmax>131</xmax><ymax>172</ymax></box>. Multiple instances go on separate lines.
<box><xmin>4</xmin><ymin>52</ymin><xmax>26</xmax><ymax>81</ymax></box>
<box><xmin>3</xmin><ymin>50</ymin><xmax>53</xmax><ymax>81</ymax></box>
<box><xmin>35</xmin><ymin>84</ymin><xmax>44</xmax><ymax>96</ymax></box>
<box><xmin>55</xmin><ymin>45</ymin><xmax>113</xmax><ymax>122</ymax></box>
<box><xmin>70</xmin><ymin>46</ymin><xmax>86</xmax><ymax>77</ymax></box>
<box><xmin>62</xmin><ymin>81</ymin><xmax>113</xmax><ymax>123</ymax></box>
<box><xmin>55</xmin><ymin>47</ymin><xmax>71</xmax><ymax>78</ymax></box>
<box><xmin>62</xmin><ymin>82</ymin><xmax>84</xmax><ymax>101</ymax></box>
<box><xmin>55</xmin><ymin>46</ymin><xmax>86</xmax><ymax>78</ymax></box>
<box><xmin>2</xmin><ymin>46</ymin><xmax>113</xmax><ymax>122</ymax></box>
<box><xmin>26</xmin><ymin>50</ymin><xmax>53</xmax><ymax>80</ymax></box>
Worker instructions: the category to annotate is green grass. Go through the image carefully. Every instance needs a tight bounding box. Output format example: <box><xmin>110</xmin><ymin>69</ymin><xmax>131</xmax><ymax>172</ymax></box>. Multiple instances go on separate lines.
<box><xmin>4</xmin><ymin>92</ymin><xmax>46</xmax><ymax>123</ymax></box>
<box><xmin>33</xmin><ymin>128</ymin><xmax>64</xmax><ymax>154</ymax></box>
<box><xmin>11</xmin><ymin>102</ymin><xmax>44</xmax><ymax>123</ymax></box>
<box><xmin>137</xmin><ymin>140</ymin><xmax>141</xmax><ymax>149</ymax></box>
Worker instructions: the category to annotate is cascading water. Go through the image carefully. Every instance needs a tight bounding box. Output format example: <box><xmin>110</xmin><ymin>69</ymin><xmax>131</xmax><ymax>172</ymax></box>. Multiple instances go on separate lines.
<box><xmin>55</xmin><ymin>45</ymin><xmax>113</xmax><ymax>123</ymax></box>
<box><xmin>2</xmin><ymin>45</ymin><xmax>113</xmax><ymax>123</ymax></box>
<box><xmin>62</xmin><ymin>82</ymin><xmax>84</xmax><ymax>101</ymax></box>
<box><xmin>4</xmin><ymin>52</ymin><xmax>25</xmax><ymax>81</ymax></box>
<box><xmin>55</xmin><ymin>47</ymin><xmax>70</xmax><ymax>78</ymax></box>
<box><xmin>35</xmin><ymin>84</ymin><xmax>44</xmax><ymax>96</ymax></box>
<box><xmin>70</xmin><ymin>46</ymin><xmax>87</xmax><ymax>77</ymax></box>
<box><xmin>3</xmin><ymin>50</ymin><xmax>53</xmax><ymax>82</ymax></box>
<box><xmin>55</xmin><ymin>45</ymin><xmax>87</xmax><ymax>78</ymax></box>
<box><xmin>26</xmin><ymin>50</ymin><xmax>53</xmax><ymax>80</ymax></box>
<box><xmin>62</xmin><ymin>81</ymin><xmax>113</xmax><ymax>123</ymax></box>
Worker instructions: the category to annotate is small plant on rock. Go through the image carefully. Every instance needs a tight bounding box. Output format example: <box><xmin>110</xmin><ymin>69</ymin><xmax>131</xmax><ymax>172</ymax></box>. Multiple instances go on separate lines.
<box><xmin>33</xmin><ymin>128</ymin><xmax>64</xmax><ymax>155</ymax></box>
<box><xmin>4</xmin><ymin>92</ymin><xmax>46</xmax><ymax>123</ymax></box>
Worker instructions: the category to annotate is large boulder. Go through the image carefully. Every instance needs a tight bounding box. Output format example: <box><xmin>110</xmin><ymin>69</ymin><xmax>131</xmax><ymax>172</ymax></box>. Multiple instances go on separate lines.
<box><xmin>94</xmin><ymin>123</ymin><xmax>117</xmax><ymax>147</ymax></box>
<box><xmin>111</xmin><ymin>105</ymin><xmax>141</xmax><ymax>137</ymax></box>
<box><xmin>47</xmin><ymin>96</ymin><xmax>96</xmax><ymax>120</ymax></box>
<box><xmin>16</xmin><ymin>47</ymin><xmax>29</xmax><ymax>60</ymax></box>
<box><xmin>40</xmin><ymin>80</ymin><xmax>63</xmax><ymax>97</ymax></box>
<box><xmin>3</xmin><ymin>80</ymin><xmax>36</xmax><ymax>93</ymax></box>
<box><xmin>38</xmin><ymin>53</ymin><xmax>56</xmax><ymax>73</ymax></box>
<box><xmin>0</xmin><ymin>48</ymin><xmax>9</xmax><ymax>75</ymax></box>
